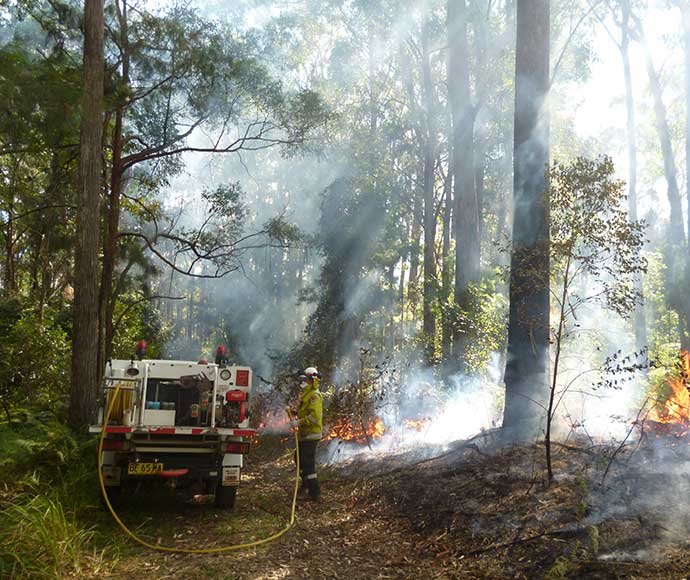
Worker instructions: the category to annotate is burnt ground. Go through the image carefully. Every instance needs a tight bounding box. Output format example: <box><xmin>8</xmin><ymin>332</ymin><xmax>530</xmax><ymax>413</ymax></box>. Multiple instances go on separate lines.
<box><xmin>101</xmin><ymin>433</ymin><xmax>690</xmax><ymax>580</ymax></box>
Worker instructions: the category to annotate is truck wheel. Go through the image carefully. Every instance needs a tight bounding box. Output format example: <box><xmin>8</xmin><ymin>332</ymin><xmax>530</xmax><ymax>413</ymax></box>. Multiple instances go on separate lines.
<box><xmin>214</xmin><ymin>484</ymin><xmax>237</xmax><ymax>509</ymax></box>
<box><xmin>204</xmin><ymin>477</ymin><xmax>216</xmax><ymax>495</ymax></box>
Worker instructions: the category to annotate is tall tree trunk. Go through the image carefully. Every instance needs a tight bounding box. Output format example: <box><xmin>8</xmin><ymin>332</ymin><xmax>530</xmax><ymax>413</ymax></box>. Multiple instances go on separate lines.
<box><xmin>640</xmin><ymin>20</ymin><xmax>689</xmax><ymax>349</ymax></box>
<box><xmin>441</xmin><ymin>167</ymin><xmax>453</xmax><ymax>361</ymax></box>
<box><xmin>69</xmin><ymin>0</ymin><xmax>105</xmax><ymax>430</ymax></box>
<box><xmin>502</xmin><ymin>0</ymin><xmax>550</xmax><ymax>440</ymax></box>
<box><xmin>407</xmin><ymin>192</ymin><xmax>423</xmax><ymax>313</ymax></box>
<box><xmin>621</xmin><ymin>0</ymin><xmax>647</xmax><ymax>357</ymax></box>
<box><xmin>448</xmin><ymin>0</ymin><xmax>480</xmax><ymax>368</ymax></box>
<box><xmin>421</xmin><ymin>12</ymin><xmax>438</xmax><ymax>365</ymax></box>
<box><xmin>682</xmin><ymin>1</ymin><xmax>690</xmax><ymax>246</ymax></box>
<box><xmin>3</xmin><ymin>194</ymin><xmax>16</xmax><ymax>295</ymax></box>
<box><xmin>100</xmin><ymin>0</ymin><xmax>130</xmax><ymax>367</ymax></box>
<box><xmin>641</xmin><ymin>36</ymin><xmax>685</xmax><ymax>247</ymax></box>
<box><xmin>682</xmin><ymin>1</ymin><xmax>690</xmax><ymax>352</ymax></box>
<box><xmin>398</xmin><ymin>253</ymin><xmax>407</xmax><ymax>339</ymax></box>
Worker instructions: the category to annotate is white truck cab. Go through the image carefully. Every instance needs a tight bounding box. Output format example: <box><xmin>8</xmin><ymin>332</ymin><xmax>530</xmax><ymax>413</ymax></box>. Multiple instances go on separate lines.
<box><xmin>90</xmin><ymin>349</ymin><xmax>255</xmax><ymax>508</ymax></box>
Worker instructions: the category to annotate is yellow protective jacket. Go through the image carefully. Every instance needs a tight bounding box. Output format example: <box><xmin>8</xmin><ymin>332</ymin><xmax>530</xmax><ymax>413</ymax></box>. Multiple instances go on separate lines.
<box><xmin>297</xmin><ymin>378</ymin><xmax>323</xmax><ymax>441</ymax></box>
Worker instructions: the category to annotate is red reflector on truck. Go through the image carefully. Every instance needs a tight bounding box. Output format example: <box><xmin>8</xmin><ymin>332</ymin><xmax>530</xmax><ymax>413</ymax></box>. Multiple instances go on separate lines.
<box><xmin>158</xmin><ymin>468</ymin><xmax>189</xmax><ymax>478</ymax></box>
<box><xmin>102</xmin><ymin>439</ymin><xmax>125</xmax><ymax>451</ymax></box>
<box><xmin>226</xmin><ymin>442</ymin><xmax>250</xmax><ymax>454</ymax></box>
<box><xmin>235</xmin><ymin>370</ymin><xmax>250</xmax><ymax>387</ymax></box>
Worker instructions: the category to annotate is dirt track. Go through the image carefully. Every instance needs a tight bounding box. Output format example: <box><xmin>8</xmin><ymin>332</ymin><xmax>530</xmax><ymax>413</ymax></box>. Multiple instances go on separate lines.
<box><xmin>104</xmin><ymin>438</ymin><xmax>445</xmax><ymax>580</ymax></box>
<box><xmin>103</xmin><ymin>436</ymin><xmax>690</xmax><ymax>580</ymax></box>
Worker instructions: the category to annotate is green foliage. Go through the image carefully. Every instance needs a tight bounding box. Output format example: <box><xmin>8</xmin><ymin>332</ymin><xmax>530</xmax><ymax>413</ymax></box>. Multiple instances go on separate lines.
<box><xmin>0</xmin><ymin>420</ymin><xmax>113</xmax><ymax>580</ymax></box>
<box><xmin>643</xmin><ymin>251</ymin><xmax>680</xmax><ymax>356</ymax></box>
<box><xmin>446</xmin><ymin>278</ymin><xmax>508</xmax><ymax>374</ymax></box>
<box><xmin>264</xmin><ymin>216</ymin><xmax>305</xmax><ymax>245</ymax></box>
<box><xmin>111</xmin><ymin>296</ymin><xmax>168</xmax><ymax>361</ymax></box>
<box><xmin>545</xmin><ymin>553</ymin><xmax>580</xmax><ymax>580</ymax></box>
<box><xmin>550</xmin><ymin>155</ymin><xmax>647</xmax><ymax>317</ymax></box>
<box><xmin>646</xmin><ymin>342</ymin><xmax>686</xmax><ymax>413</ymax></box>
<box><xmin>543</xmin><ymin>525</ymin><xmax>599</xmax><ymax>580</ymax></box>
<box><xmin>0</xmin><ymin>298</ymin><xmax>70</xmax><ymax>420</ymax></box>
<box><xmin>0</xmin><ymin>416</ymin><xmax>84</xmax><ymax>484</ymax></box>
<box><xmin>548</xmin><ymin>156</ymin><xmax>647</xmax><ymax>387</ymax></box>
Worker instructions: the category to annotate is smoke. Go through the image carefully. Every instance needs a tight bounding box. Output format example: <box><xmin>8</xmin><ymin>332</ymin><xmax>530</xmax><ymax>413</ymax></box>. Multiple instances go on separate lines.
<box><xmin>324</xmin><ymin>354</ymin><xmax>504</xmax><ymax>465</ymax></box>
<box><xmin>583</xmin><ymin>434</ymin><xmax>690</xmax><ymax>561</ymax></box>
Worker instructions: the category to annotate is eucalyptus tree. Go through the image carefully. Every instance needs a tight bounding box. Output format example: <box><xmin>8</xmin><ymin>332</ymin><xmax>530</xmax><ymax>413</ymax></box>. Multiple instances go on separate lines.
<box><xmin>448</xmin><ymin>0</ymin><xmax>480</xmax><ymax>369</ymax></box>
<box><xmin>631</xmin><ymin>12</ymin><xmax>689</xmax><ymax>350</ymax></box>
<box><xmin>70</xmin><ymin>0</ymin><xmax>103</xmax><ymax>429</ymax></box>
<box><xmin>502</xmin><ymin>0</ymin><xmax>551</xmax><ymax>440</ymax></box>
<box><xmin>97</xmin><ymin>0</ymin><xmax>329</xmax><ymax>367</ymax></box>
<box><xmin>2</xmin><ymin>0</ymin><xmax>328</xmax><ymax>423</ymax></box>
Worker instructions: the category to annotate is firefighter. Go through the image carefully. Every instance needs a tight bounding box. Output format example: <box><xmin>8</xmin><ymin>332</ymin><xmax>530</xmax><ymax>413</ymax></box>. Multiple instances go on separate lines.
<box><xmin>292</xmin><ymin>366</ymin><xmax>323</xmax><ymax>500</ymax></box>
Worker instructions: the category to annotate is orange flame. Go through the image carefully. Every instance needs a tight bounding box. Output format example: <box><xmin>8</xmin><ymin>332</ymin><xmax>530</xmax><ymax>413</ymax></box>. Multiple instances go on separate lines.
<box><xmin>403</xmin><ymin>417</ymin><xmax>431</xmax><ymax>432</ymax></box>
<box><xmin>650</xmin><ymin>351</ymin><xmax>690</xmax><ymax>426</ymax></box>
<box><xmin>328</xmin><ymin>416</ymin><xmax>386</xmax><ymax>442</ymax></box>
<box><xmin>258</xmin><ymin>410</ymin><xmax>290</xmax><ymax>432</ymax></box>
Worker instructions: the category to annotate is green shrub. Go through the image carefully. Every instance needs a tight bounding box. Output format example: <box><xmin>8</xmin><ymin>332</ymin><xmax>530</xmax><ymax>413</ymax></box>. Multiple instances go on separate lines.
<box><xmin>0</xmin><ymin>425</ymin><xmax>114</xmax><ymax>579</ymax></box>
<box><xmin>0</xmin><ymin>300</ymin><xmax>70</xmax><ymax>422</ymax></box>
<box><xmin>0</xmin><ymin>493</ymin><xmax>112</xmax><ymax>579</ymax></box>
<box><xmin>0</xmin><ymin>419</ymin><xmax>78</xmax><ymax>482</ymax></box>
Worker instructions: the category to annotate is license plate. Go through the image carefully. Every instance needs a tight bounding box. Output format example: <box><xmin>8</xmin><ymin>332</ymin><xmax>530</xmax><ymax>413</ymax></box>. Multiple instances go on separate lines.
<box><xmin>222</xmin><ymin>467</ymin><xmax>240</xmax><ymax>486</ymax></box>
<box><xmin>127</xmin><ymin>462</ymin><xmax>164</xmax><ymax>475</ymax></box>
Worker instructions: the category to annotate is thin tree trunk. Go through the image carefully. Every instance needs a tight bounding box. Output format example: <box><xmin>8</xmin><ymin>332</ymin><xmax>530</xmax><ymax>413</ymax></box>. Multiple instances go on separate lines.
<box><xmin>441</xmin><ymin>167</ymin><xmax>453</xmax><ymax>361</ymax></box>
<box><xmin>640</xmin><ymin>20</ymin><xmax>689</xmax><ymax>349</ymax></box>
<box><xmin>621</xmin><ymin>0</ymin><xmax>647</xmax><ymax>357</ymax></box>
<box><xmin>398</xmin><ymin>253</ymin><xmax>407</xmax><ymax>339</ymax></box>
<box><xmin>100</xmin><ymin>0</ymin><xmax>130</xmax><ymax>367</ymax></box>
<box><xmin>448</xmin><ymin>0</ymin><xmax>480</xmax><ymax>368</ymax></box>
<box><xmin>3</xmin><ymin>188</ymin><xmax>17</xmax><ymax>295</ymax></box>
<box><xmin>638</xmin><ymin>26</ymin><xmax>685</xmax><ymax>247</ymax></box>
<box><xmin>546</xmin><ymin>256</ymin><xmax>570</xmax><ymax>483</ymax></box>
<box><xmin>682</xmin><ymin>1</ymin><xmax>690</xmax><ymax>352</ymax></box>
<box><xmin>407</xmin><ymin>193</ymin><xmax>423</xmax><ymax>312</ymax></box>
<box><xmin>502</xmin><ymin>0</ymin><xmax>550</xmax><ymax>441</ymax></box>
<box><xmin>69</xmin><ymin>0</ymin><xmax>105</xmax><ymax>430</ymax></box>
<box><xmin>421</xmin><ymin>12</ymin><xmax>438</xmax><ymax>365</ymax></box>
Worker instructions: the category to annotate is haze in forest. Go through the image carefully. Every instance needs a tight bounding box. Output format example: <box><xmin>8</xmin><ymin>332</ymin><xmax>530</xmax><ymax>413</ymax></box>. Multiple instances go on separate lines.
<box><xmin>6</xmin><ymin>1</ymin><xmax>690</xmax><ymax>575</ymax></box>
<box><xmin>3</xmin><ymin>0</ymin><xmax>690</xmax><ymax>451</ymax></box>
<box><xmin>149</xmin><ymin>0</ymin><xmax>681</xmax><ymax>446</ymax></box>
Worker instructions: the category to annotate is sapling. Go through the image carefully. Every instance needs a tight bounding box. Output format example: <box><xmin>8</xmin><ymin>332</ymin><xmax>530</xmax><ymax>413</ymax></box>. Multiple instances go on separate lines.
<box><xmin>545</xmin><ymin>155</ymin><xmax>646</xmax><ymax>481</ymax></box>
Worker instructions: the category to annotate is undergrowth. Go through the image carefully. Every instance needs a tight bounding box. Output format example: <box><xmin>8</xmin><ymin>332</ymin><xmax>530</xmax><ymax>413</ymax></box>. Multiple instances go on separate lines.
<box><xmin>0</xmin><ymin>493</ymin><xmax>111</xmax><ymax>579</ymax></box>
<box><xmin>0</xmin><ymin>415</ymin><xmax>118</xmax><ymax>579</ymax></box>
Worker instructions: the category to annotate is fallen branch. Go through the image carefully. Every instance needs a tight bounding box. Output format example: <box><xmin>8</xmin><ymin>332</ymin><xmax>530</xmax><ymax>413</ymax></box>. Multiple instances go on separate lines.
<box><xmin>467</xmin><ymin>526</ymin><xmax>588</xmax><ymax>556</ymax></box>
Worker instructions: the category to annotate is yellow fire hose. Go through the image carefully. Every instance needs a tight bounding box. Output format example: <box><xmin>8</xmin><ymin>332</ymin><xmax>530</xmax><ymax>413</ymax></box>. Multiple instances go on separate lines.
<box><xmin>98</xmin><ymin>381</ymin><xmax>300</xmax><ymax>553</ymax></box>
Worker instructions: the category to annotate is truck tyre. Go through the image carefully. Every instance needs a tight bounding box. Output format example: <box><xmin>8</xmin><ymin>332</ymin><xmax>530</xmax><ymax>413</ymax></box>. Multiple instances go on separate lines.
<box><xmin>214</xmin><ymin>484</ymin><xmax>237</xmax><ymax>509</ymax></box>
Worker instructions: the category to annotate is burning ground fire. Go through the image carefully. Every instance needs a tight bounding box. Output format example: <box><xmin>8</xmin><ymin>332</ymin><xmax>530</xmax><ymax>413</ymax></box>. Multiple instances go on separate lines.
<box><xmin>403</xmin><ymin>417</ymin><xmax>432</xmax><ymax>432</ymax></box>
<box><xmin>648</xmin><ymin>350</ymin><xmax>690</xmax><ymax>435</ymax></box>
<box><xmin>326</xmin><ymin>416</ymin><xmax>438</xmax><ymax>443</ymax></box>
<box><xmin>327</xmin><ymin>416</ymin><xmax>386</xmax><ymax>443</ymax></box>
<box><xmin>255</xmin><ymin>380</ymin><xmax>497</xmax><ymax>449</ymax></box>
<box><xmin>258</xmin><ymin>409</ymin><xmax>290</xmax><ymax>433</ymax></box>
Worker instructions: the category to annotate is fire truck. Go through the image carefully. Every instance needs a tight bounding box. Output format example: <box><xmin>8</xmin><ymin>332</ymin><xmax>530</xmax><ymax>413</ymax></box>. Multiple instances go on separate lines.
<box><xmin>89</xmin><ymin>344</ymin><xmax>255</xmax><ymax>509</ymax></box>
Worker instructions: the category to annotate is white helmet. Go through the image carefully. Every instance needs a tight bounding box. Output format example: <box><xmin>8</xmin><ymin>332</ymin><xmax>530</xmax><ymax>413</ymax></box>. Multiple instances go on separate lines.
<box><xmin>301</xmin><ymin>366</ymin><xmax>320</xmax><ymax>379</ymax></box>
